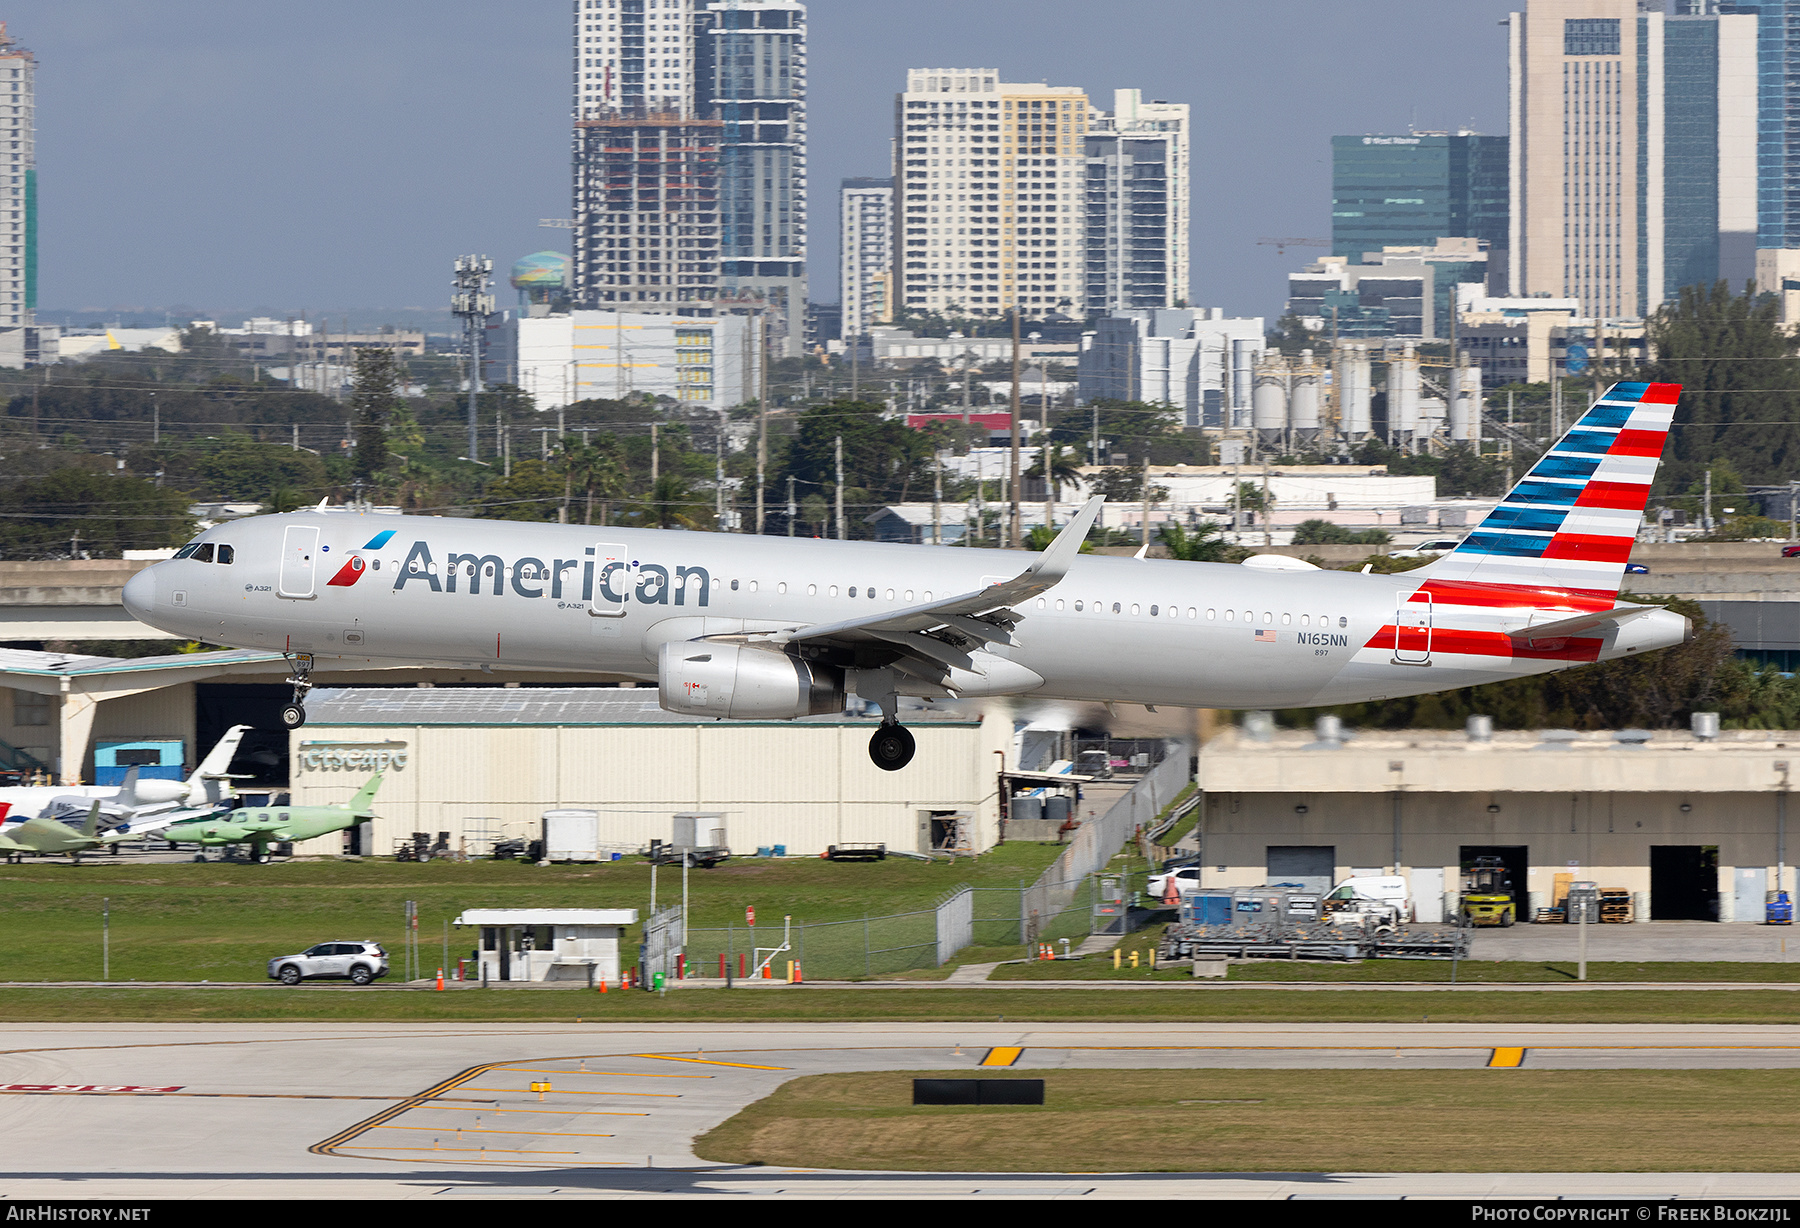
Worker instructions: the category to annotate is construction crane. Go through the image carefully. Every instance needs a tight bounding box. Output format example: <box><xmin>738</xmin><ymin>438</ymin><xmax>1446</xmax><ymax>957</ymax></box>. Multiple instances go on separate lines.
<box><xmin>1258</xmin><ymin>237</ymin><xmax>1331</xmax><ymax>256</ymax></box>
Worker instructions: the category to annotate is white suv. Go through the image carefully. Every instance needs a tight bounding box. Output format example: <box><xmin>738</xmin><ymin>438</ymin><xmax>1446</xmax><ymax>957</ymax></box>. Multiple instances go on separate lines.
<box><xmin>268</xmin><ymin>941</ymin><xmax>389</xmax><ymax>986</ymax></box>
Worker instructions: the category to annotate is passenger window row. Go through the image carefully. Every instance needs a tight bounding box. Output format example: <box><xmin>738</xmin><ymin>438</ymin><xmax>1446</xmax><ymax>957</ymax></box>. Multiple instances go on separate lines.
<box><xmin>1034</xmin><ymin>596</ymin><xmax>1347</xmax><ymax>629</ymax></box>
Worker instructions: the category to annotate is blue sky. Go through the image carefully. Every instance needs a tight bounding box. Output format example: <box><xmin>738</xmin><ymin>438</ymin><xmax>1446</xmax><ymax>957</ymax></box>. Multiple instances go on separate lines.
<box><xmin>12</xmin><ymin>0</ymin><xmax>1517</xmax><ymax>322</ymax></box>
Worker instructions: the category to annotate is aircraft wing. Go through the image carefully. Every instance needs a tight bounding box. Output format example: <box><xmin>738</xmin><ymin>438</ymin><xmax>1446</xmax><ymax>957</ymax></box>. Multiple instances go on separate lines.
<box><xmin>760</xmin><ymin>498</ymin><xmax>1104</xmax><ymax>681</ymax></box>
<box><xmin>98</xmin><ymin>804</ymin><xmax>230</xmax><ymax>843</ymax></box>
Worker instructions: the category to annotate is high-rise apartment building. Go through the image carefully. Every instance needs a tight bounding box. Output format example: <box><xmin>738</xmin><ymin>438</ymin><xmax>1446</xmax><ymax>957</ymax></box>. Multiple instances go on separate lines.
<box><xmin>1084</xmin><ymin>90</ymin><xmax>1189</xmax><ymax>312</ymax></box>
<box><xmin>840</xmin><ymin>177</ymin><xmax>893</xmax><ymax>338</ymax></box>
<box><xmin>569</xmin><ymin>1</ymin><xmax>806</xmax><ymax>354</ymax></box>
<box><xmin>895</xmin><ymin>69</ymin><xmax>1088</xmax><ymax>320</ymax></box>
<box><xmin>0</xmin><ymin>24</ymin><xmax>34</xmax><ymax>332</ymax></box>
<box><xmin>1507</xmin><ymin>0</ymin><xmax>1756</xmax><ymax>317</ymax></box>
<box><xmin>1331</xmin><ymin>133</ymin><xmax>1508</xmax><ymax>272</ymax></box>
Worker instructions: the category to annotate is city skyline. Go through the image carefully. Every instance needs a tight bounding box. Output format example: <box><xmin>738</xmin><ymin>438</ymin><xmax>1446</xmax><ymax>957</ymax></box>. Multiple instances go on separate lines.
<box><xmin>4</xmin><ymin>0</ymin><xmax>1515</xmax><ymax>322</ymax></box>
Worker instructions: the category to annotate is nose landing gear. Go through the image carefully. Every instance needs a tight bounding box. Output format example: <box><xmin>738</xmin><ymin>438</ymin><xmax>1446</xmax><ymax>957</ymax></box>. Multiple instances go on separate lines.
<box><xmin>868</xmin><ymin>721</ymin><xmax>916</xmax><ymax>772</ymax></box>
<box><xmin>281</xmin><ymin>652</ymin><xmax>314</xmax><ymax>730</ymax></box>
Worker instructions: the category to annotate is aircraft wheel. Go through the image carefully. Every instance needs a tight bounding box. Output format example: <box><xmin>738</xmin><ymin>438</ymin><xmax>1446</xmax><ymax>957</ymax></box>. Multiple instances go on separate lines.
<box><xmin>278</xmin><ymin>964</ymin><xmax>301</xmax><ymax>986</ymax></box>
<box><xmin>192</xmin><ymin>853</ymin><xmax>208</xmax><ymax>863</ymax></box>
<box><xmin>869</xmin><ymin>723</ymin><xmax>916</xmax><ymax>772</ymax></box>
<box><xmin>253</xmin><ymin>850</ymin><xmax>271</xmax><ymax>865</ymax></box>
<box><xmin>281</xmin><ymin>704</ymin><xmax>307</xmax><ymax>730</ymax></box>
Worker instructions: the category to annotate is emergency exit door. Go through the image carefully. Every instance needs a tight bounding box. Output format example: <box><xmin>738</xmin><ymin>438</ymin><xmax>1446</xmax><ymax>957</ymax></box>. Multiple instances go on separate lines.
<box><xmin>1394</xmin><ymin>591</ymin><xmax>1432</xmax><ymax>664</ymax></box>
<box><xmin>278</xmin><ymin>525</ymin><xmax>319</xmax><ymax>599</ymax></box>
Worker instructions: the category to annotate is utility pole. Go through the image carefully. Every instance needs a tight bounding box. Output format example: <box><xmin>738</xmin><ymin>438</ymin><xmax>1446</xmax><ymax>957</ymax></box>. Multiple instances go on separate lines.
<box><xmin>1009</xmin><ymin>306</ymin><xmax>1022</xmax><ymax>548</ymax></box>
<box><xmin>835</xmin><ymin>435</ymin><xmax>845</xmax><ymax>541</ymax></box>
<box><xmin>934</xmin><ymin>451</ymin><xmax>944</xmax><ymax>546</ymax></box>
<box><xmin>787</xmin><ymin>474</ymin><xmax>796</xmax><ymax>537</ymax></box>
<box><xmin>756</xmin><ymin>313</ymin><xmax>768</xmax><ymax>535</ymax></box>
<box><xmin>451</xmin><ymin>255</ymin><xmax>494</xmax><ymax>461</ymax></box>
<box><xmin>1141</xmin><ymin>452</ymin><xmax>1151</xmax><ymax>549</ymax></box>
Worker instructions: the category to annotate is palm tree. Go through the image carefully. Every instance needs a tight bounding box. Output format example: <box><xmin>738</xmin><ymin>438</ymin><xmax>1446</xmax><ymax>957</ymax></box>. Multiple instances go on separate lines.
<box><xmin>1157</xmin><ymin>519</ymin><xmax>1233</xmax><ymax>562</ymax></box>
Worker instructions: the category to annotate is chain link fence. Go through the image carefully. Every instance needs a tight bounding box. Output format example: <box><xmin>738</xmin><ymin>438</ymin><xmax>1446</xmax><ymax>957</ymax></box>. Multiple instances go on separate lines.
<box><xmin>650</xmin><ymin>742</ymin><xmax>1193</xmax><ymax>980</ymax></box>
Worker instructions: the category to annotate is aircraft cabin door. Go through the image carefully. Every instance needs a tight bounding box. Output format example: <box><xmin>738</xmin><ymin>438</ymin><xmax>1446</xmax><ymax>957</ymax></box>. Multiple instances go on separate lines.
<box><xmin>1393</xmin><ymin>590</ymin><xmax>1432</xmax><ymax>664</ymax></box>
<box><xmin>588</xmin><ymin>543</ymin><xmax>630</xmax><ymax>618</ymax></box>
<box><xmin>278</xmin><ymin>525</ymin><xmax>320</xmax><ymax>599</ymax></box>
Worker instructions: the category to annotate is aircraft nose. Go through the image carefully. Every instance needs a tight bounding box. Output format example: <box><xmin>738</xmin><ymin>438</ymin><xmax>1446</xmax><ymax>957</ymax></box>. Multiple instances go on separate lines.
<box><xmin>122</xmin><ymin>567</ymin><xmax>157</xmax><ymax>621</ymax></box>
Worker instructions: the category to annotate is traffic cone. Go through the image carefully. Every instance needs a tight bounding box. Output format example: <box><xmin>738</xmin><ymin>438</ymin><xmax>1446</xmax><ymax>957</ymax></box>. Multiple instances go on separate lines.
<box><xmin>794</xmin><ymin>961</ymin><xmax>803</xmax><ymax>984</ymax></box>
<box><xmin>434</xmin><ymin>968</ymin><xmax>444</xmax><ymax>991</ymax></box>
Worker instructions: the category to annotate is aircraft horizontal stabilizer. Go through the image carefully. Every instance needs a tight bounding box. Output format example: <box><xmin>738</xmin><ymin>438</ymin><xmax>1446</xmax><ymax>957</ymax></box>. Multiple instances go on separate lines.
<box><xmin>1509</xmin><ymin>604</ymin><xmax>1657</xmax><ymax>643</ymax></box>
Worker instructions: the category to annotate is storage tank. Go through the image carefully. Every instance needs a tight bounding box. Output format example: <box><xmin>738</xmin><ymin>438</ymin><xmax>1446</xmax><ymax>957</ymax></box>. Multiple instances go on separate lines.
<box><xmin>1388</xmin><ymin>344</ymin><xmax>1421</xmax><ymax>442</ymax></box>
<box><xmin>1252</xmin><ymin>353</ymin><xmax>1288</xmax><ymax>441</ymax></box>
<box><xmin>1449</xmin><ymin>357</ymin><xmax>1482</xmax><ymax>443</ymax></box>
<box><xmin>1339</xmin><ymin>343</ymin><xmax>1372</xmax><ymax>437</ymax></box>
<box><xmin>1289</xmin><ymin>349</ymin><xmax>1321</xmax><ymax>439</ymax></box>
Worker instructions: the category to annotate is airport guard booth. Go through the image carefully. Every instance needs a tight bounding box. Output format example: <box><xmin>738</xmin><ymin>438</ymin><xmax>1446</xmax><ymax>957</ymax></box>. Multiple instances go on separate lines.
<box><xmin>453</xmin><ymin>908</ymin><xmax>638</xmax><ymax>983</ymax></box>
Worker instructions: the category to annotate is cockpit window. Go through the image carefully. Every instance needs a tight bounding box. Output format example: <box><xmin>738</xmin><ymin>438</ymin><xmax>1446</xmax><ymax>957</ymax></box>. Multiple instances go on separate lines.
<box><xmin>192</xmin><ymin>543</ymin><xmax>215</xmax><ymax>564</ymax></box>
<box><xmin>173</xmin><ymin>543</ymin><xmax>200</xmax><ymax>560</ymax></box>
<box><xmin>216</xmin><ymin>545</ymin><xmax>234</xmax><ymax>565</ymax></box>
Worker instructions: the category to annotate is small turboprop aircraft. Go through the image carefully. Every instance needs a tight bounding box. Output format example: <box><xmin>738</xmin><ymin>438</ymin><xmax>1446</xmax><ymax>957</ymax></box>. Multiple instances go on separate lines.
<box><xmin>157</xmin><ymin>773</ymin><xmax>383</xmax><ymax>863</ymax></box>
<box><xmin>0</xmin><ymin>801</ymin><xmax>105</xmax><ymax>863</ymax></box>
<box><xmin>121</xmin><ymin>382</ymin><xmax>1690</xmax><ymax>771</ymax></box>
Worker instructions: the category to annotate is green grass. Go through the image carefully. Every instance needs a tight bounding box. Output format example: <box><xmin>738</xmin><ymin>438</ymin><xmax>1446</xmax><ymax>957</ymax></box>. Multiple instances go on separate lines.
<box><xmin>0</xmin><ymin>843</ymin><xmax>1064</xmax><ymax>985</ymax></box>
<box><xmin>1</xmin><ymin>986</ymin><xmax>1799</xmax><ymax>1023</ymax></box>
<box><xmin>694</xmin><ymin>1069</ymin><xmax>1800</xmax><ymax>1173</ymax></box>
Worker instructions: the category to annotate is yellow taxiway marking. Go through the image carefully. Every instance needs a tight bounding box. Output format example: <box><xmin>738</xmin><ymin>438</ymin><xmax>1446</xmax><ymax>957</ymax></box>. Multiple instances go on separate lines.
<box><xmin>980</xmin><ymin>1047</ymin><xmax>1024</xmax><ymax>1067</ymax></box>
<box><xmin>496</xmin><ymin>1066</ymin><xmax>712</xmax><ymax>1078</ymax></box>
<box><xmin>1488</xmin><ymin>1047</ymin><xmax>1527</xmax><ymax>1068</ymax></box>
<box><xmin>463</xmin><ymin>1086</ymin><xmax>679</xmax><ymax>1097</ymax></box>
<box><xmin>634</xmin><ymin>1054</ymin><xmax>790</xmax><ymax>1070</ymax></box>
<box><xmin>376</xmin><ymin>1125</ymin><xmax>616</xmax><ymax>1138</ymax></box>
<box><xmin>349</xmin><ymin>1146</ymin><xmax>579</xmax><ymax>1156</ymax></box>
<box><xmin>420</xmin><ymin>1105</ymin><xmax>649</xmax><ymax>1117</ymax></box>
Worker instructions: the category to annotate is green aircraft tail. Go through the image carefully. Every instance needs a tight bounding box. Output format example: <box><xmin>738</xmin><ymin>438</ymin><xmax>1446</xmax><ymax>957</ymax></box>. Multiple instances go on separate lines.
<box><xmin>340</xmin><ymin>773</ymin><xmax>383</xmax><ymax>816</ymax></box>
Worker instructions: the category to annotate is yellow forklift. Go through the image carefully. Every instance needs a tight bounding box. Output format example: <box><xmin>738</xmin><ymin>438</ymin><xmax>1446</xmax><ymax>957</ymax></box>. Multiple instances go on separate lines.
<box><xmin>1461</xmin><ymin>855</ymin><xmax>1517</xmax><ymax>927</ymax></box>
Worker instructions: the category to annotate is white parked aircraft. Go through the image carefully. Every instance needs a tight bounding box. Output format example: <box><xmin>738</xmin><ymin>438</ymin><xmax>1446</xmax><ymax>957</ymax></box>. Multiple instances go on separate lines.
<box><xmin>121</xmin><ymin>382</ymin><xmax>1690</xmax><ymax>771</ymax></box>
<box><xmin>0</xmin><ymin>724</ymin><xmax>250</xmax><ymax>828</ymax></box>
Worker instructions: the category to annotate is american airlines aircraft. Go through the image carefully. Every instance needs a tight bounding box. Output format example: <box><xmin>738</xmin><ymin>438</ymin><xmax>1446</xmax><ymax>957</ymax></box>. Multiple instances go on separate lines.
<box><xmin>121</xmin><ymin>381</ymin><xmax>1690</xmax><ymax>771</ymax></box>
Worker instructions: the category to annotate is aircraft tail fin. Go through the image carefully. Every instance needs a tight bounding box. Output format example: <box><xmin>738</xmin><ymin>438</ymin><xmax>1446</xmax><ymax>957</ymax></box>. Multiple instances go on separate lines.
<box><xmin>341</xmin><ymin>773</ymin><xmax>383</xmax><ymax>815</ymax></box>
<box><xmin>186</xmin><ymin>724</ymin><xmax>250</xmax><ymax>805</ymax></box>
<box><xmin>81</xmin><ymin>800</ymin><xmax>103</xmax><ymax>840</ymax></box>
<box><xmin>1419</xmin><ymin>380</ymin><xmax>1680</xmax><ymax>597</ymax></box>
<box><xmin>114</xmin><ymin>766</ymin><xmax>141</xmax><ymax>811</ymax></box>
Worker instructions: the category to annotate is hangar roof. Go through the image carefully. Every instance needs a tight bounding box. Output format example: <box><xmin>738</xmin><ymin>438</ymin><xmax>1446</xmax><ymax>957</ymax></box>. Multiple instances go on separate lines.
<box><xmin>304</xmin><ymin>686</ymin><xmax>982</xmax><ymax>727</ymax></box>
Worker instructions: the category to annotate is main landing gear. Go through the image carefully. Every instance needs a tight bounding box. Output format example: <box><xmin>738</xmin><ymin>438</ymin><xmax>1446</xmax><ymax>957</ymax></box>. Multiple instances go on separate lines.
<box><xmin>281</xmin><ymin>652</ymin><xmax>314</xmax><ymax>730</ymax></box>
<box><xmin>868</xmin><ymin>721</ymin><xmax>916</xmax><ymax>772</ymax></box>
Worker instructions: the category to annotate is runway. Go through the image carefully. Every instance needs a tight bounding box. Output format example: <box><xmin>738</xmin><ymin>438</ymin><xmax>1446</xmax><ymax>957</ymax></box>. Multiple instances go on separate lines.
<box><xmin>3</xmin><ymin>1022</ymin><xmax>1799</xmax><ymax>1199</ymax></box>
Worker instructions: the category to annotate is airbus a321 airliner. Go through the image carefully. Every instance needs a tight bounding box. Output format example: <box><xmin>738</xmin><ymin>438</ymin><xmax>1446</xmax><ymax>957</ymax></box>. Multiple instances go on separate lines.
<box><xmin>122</xmin><ymin>381</ymin><xmax>1690</xmax><ymax>771</ymax></box>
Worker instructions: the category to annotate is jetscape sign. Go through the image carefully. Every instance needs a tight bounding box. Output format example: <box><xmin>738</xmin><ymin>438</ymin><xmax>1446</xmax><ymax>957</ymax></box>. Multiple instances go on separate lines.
<box><xmin>297</xmin><ymin>741</ymin><xmax>409</xmax><ymax>773</ymax></box>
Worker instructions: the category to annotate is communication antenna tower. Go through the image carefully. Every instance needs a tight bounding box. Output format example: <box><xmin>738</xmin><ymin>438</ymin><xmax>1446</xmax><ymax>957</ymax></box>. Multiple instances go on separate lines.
<box><xmin>451</xmin><ymin>255</ymin><xmax>495</xmax><ymax>460</ymax></box>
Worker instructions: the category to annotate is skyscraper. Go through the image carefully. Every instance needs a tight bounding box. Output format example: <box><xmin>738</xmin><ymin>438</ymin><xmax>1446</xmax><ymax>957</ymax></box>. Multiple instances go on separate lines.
<box><xmin>895</xmin><ymin>69</ymin><xmax>1088</xmax><ymax>320</ymax></box>
<box><xmin>0</xmin><ymin>23</ymin><xmax>34</xmax><ymax>332</ymax></box>
<box><xmin>569</xmin><ymin>0</ymin><xmax>806</xmax><ymax>354</ymax></box>
<box><xmin>840</xmin><ymin>177</ymin><xmax>893</xmax><ymax>338</ymax></box>
<box><xmin>1084</xmin><ymin>90</ymin><xmax>1189</xmax><ymax>312</ymax></box>
<box><xmin>1506</xmin><ymin>0</ymin><xmax>1756</xmax><ymax>317</ymax></box>
<box><xmin>1330</xmin><ymin>132</ymin><xmax>1508</xmax><ymax>270</ymax></box>
<box><xmin>697</xmin><ymin>1</ymin><xmax>806</xmax><ymax>356</ymax></box>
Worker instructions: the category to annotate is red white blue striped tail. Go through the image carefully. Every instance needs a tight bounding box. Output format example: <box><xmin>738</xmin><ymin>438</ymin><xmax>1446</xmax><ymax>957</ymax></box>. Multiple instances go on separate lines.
<box><xmin>1419</xmin><ymin>380</ymin><xmax>1679</xmax><ymax>599</ymax></box>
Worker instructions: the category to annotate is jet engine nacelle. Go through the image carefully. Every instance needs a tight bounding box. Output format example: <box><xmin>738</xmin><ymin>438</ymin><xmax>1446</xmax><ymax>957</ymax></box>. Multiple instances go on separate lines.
<box><xmin>658</xmin><ymin>642</ymin><xmax>845</xmax><ymax>719</ymax></box>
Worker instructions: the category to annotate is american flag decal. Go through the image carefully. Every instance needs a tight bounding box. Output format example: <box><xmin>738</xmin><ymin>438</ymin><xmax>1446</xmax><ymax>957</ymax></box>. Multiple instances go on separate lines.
<box><xmin>1254</xmin><ymin>629</ymin><xmax>1278</xmax><ymax>643</ymax></box>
